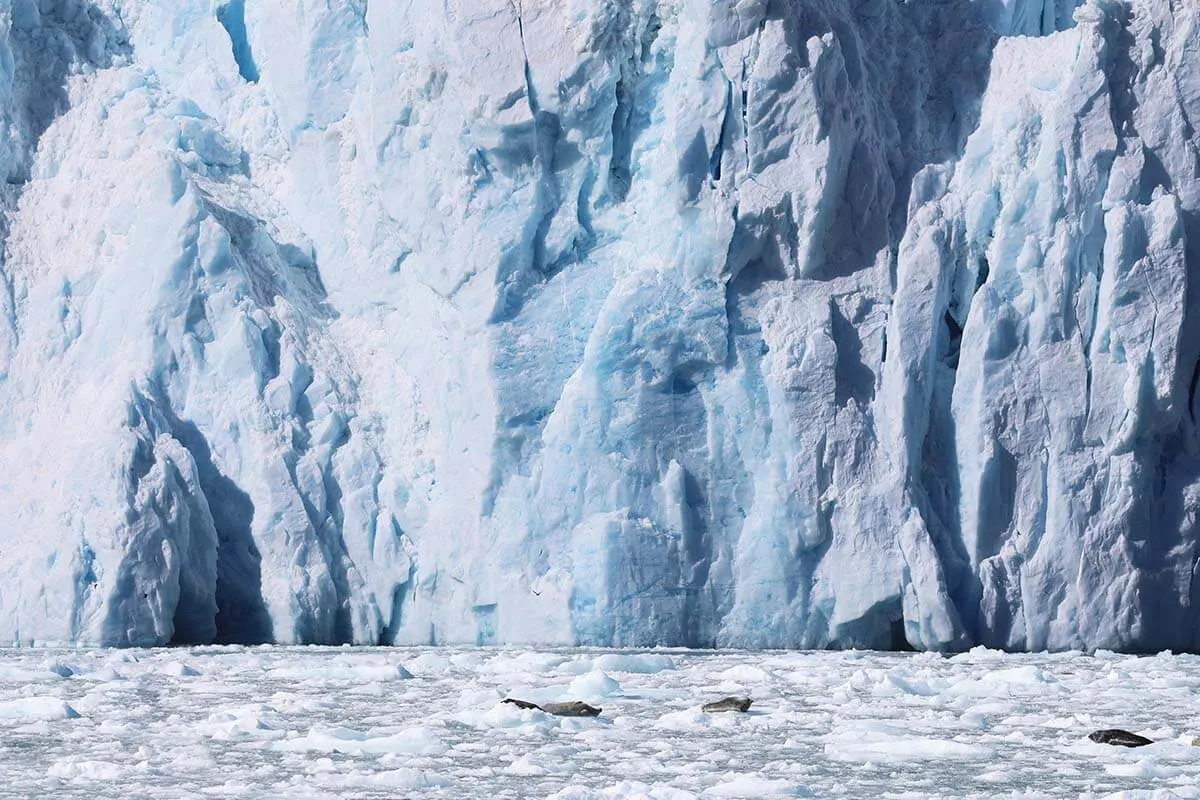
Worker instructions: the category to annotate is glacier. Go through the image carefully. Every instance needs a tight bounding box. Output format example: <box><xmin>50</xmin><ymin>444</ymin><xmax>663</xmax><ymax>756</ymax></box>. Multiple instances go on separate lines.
<box><xmin>0</xmin><ymin>0</ymin><xmax>1195</xmax><ymax>652</ymax></box>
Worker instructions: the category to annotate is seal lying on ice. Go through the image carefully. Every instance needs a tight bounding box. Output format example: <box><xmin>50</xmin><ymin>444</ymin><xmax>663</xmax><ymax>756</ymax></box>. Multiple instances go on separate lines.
<box><xmin>502</xmin><ymin>698</ymin><xmax>602</xmax><ymax>717</ymax></box>
<box><xmin>1088</xmin><ymin>729</ymin><xmax>1153</xmax><ymax>747</ymax></box>
<box><xmin>702</xmin><ymin>696</ymin><xmax>753</xmax><ymax>713</ymax></box>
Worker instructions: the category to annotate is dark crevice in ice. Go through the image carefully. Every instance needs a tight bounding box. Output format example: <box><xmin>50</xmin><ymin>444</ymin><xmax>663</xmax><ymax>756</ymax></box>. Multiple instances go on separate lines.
<box><xmin>101</xmin><ymin>388</ymin><xmax>273</xmax><ymax>647</ymax></box>
<box><xmin>608</xmin><ymin>9</ymin><xmax>660</xmax><ymax>202</ymax></box>
<box><xmin>943</xmin><ymin>310</ymin><xmax>964</xmax><ymax>369</ymax></box>
<box><xmin>609</xmin><ymin>77</ymin><xmax>634</xmax><ymax>201</ymax></box>
<box><xmin>974</xmin><ymin>442</ymin><xmax>1019</xmax><ymax>565</ymax></box>
<box><xmin>216</xmin><ymin>0</ymin><xmax>260</xmax><ymax>83</ymax></box>
<box><xmin>710</xmin><ymin>81</ymin><xmax>734</xmax><ymax>182</ymax></box>
<box><xmin>975</xmin><ymin>254</ymin><xmax>991</xmax><ymax>293</ymax></box>
<box><xmin>1103</xmin><ymin>2</ymin><xmax>1138</xmax><ymax>156</ymax></box>
<box><xmin>379</xmin><ymin>548</ymin><xmax>415</xmax><ymax>646</ymax></box>
<box><xmin>1189</xmin><ymin>356</ymin><xmax>1200</xmax><ymax>426</ymax></box>
<box><xmin>827</xmin><ymin>597</ymin><xmax>907</xmax><ymax>650</ymax></box>
<box><xmin>156</xmin><ymin>400</ymin><xmax>274</xmax><ymax>646</ymax></box>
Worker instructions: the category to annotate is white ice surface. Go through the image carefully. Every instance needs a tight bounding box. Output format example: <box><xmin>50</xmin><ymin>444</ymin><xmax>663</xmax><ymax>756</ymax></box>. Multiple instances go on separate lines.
<box><xmin>1</xmin><ymin>647</ymin><xmax>1200</xmax><ymax>798</ymax></box>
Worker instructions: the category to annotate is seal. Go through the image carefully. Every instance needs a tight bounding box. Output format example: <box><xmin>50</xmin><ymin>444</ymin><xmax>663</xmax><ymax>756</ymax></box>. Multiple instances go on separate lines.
<box><xmin>702</xmin><ymin>696</ymin><xmax>753</xmax><ymax>713</ymax></box>
<box><xmin>1088</xmin><ymin>729</ymin><xmax>1153</xmax><ymax>747</ymax></box>
<box><xmin>502</xmin><ymin>698</ymin><xmax>602</xmax><ymax>717</ymax></box>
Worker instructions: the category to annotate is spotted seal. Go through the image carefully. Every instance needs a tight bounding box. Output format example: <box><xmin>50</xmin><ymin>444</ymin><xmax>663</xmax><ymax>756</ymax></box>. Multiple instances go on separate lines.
<box><xmin>1088</xmin><ymin>729</ymin><xmax>1152</xmax><ymax>747</ymax></box>
<box><xmin>702</xmin><ymin>696</ymin><xmax>753</xmax><ymax>713</ymax></box>
<box><xmin>502</xmin><ymin>698</ymin><xmax>602</xmax><ymax>717</ymax></box>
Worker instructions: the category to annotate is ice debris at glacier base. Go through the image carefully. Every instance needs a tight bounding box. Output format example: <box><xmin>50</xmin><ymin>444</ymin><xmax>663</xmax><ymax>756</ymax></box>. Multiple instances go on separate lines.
<box><xmin>2</xmin><ymin>646</ymin><xmax>1200</xmax><ymax>798</ymax></box>
<box><xmin>0</xmin><ymin>0</ymin><xmax>1195</xmax><ymax>651</ymax></box>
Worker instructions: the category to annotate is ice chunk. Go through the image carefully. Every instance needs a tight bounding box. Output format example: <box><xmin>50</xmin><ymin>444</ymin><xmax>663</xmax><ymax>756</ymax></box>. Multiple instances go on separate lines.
<box><xmin>0</xmin><ymin>697</ymin><xmax>80</xmax><ymax>722</ymax></box>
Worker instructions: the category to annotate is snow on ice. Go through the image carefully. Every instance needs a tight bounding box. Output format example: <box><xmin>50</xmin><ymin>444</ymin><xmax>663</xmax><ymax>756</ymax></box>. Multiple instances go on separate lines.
<box><xmin>0</xmin><ymin>0</ymin><xmax>1194</xmax><ymax>651</ymax></box>
<box><xmin>0</xmin><ymin>645</ymin><xmax>1198</xmax><ymax>798</ymax></box>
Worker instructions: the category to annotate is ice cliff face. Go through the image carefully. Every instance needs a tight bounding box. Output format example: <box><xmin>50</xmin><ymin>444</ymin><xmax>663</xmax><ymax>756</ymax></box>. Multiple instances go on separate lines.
<box><xmin>0</xmin><ymin>0</ymin><xmax>1195</xmax><ymax>651</ymax></box>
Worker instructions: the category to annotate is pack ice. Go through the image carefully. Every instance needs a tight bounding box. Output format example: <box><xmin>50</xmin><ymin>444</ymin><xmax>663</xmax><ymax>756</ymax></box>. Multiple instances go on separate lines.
<box><xmin>0</xmin><ymin>0</ymin><xmax>1195</xmax><ymax>651</ymax></box>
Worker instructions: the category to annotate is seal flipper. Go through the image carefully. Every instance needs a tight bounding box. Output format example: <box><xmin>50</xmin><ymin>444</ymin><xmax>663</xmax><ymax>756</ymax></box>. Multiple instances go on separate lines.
<box><xmin>502</xmin><ymin>698</ymin><xmax>542</xmax><ymax>711</ymax></box>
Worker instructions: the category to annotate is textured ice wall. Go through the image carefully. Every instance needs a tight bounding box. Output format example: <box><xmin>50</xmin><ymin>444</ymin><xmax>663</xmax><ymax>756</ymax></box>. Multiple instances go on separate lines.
<box><xmin>0</xmin><ymin>0</ymin><xmax>1195</xmax><ymax>650</ymax></box>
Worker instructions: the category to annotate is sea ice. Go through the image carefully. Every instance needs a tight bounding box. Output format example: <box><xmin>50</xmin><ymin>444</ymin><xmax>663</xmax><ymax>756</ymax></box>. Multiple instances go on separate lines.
<box><xmin>0</xmin><ymin>646</ymin><xmax>1195</xmax><ymax>798</ymax></box>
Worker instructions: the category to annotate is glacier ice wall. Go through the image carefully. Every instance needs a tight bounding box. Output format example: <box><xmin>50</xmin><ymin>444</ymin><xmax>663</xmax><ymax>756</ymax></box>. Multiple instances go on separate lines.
<box><xmin>0</xmin><ymin>0</ymin><xmax>1196</xmax><ymax>651</ymax></box>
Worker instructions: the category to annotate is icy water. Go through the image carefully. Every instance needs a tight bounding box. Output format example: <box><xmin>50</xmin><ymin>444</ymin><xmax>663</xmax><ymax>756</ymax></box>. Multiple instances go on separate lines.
<box><xmin>0</xmin><ymin>646</ymin><xmax>1197</xmax><ymax>798</ymax></box>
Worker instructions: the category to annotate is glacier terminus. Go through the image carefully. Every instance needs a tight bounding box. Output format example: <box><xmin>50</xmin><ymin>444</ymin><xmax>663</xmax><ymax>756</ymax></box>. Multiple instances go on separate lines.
<box><xmin>0</xmin><ymin>0</ymin><xmax>1196</xmax><ymax>653</ymax></box>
